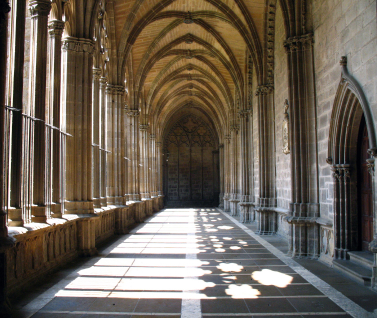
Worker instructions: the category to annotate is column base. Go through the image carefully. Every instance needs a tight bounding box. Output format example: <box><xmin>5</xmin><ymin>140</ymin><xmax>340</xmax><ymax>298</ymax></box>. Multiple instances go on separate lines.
<box><xmin>100</xmin><ymin>197</ymin><xmax>107</xmax><ymax>207</ymax></box>
<box><xmin>7</xmin><ymin>208</ymin><xmax>24</xmax><ymax>227</ymax></box>
<box><xmin>229</xmin><ymin>199</ymin><xmax>239</xmax><ymax>216</ymax></box>
<box><xmin>93</xmin><ymin>198</ymin><xmax>102</xmax><ymax>208</ymax></box>
<box><xmin>31</xmin><ymin>205</ymin><xmax>47</xmax><ymax>223</ymax></box>
<box><xmin>65</xmin><ymin>200</ymin><xmax>94</xmax><ymax>214</ymax></box>
<box><xmin>51</xmin><ymin>203</ymin><xmax>62</xmax><ymax>218</ymax></box>
<box><xmin>239</xmin><ymin>202</ymin><xmax>254</xmax><ymax>223</ymax></box>
<box><xmin>256</xmin><ymin>207</ymin><xmax>277</xmax><ymax>235</ymax></box>
<box><xmin>77</xmin><ymin>215</ymin><xmax>98</xmax><ymax>257</ymax></box>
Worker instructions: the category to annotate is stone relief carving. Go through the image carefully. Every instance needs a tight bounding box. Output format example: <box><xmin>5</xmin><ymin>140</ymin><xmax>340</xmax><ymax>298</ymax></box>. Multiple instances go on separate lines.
<box><xmin>321</xmin><ymin>227</ymin><xmax>334</xmax><ymax>257</ymax></box>
<box><xmin>282</xmin><ymin>99</ymin><xmax>290</xmax><ymax>154</ymax></box>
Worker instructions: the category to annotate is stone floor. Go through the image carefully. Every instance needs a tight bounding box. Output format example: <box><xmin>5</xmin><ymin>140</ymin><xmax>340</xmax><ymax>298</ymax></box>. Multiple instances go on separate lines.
<box><xmin>10</xmin><ymin>208</ymin><xmax>377</xmax><ymax>318</ymax></box>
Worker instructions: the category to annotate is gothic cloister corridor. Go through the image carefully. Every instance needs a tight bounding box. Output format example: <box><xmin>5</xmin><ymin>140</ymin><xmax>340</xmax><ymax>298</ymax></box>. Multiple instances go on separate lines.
<box><xmin>10</xmin><ymin>208</ymin><xmax>377</xmax><ymax>318</ymax></box>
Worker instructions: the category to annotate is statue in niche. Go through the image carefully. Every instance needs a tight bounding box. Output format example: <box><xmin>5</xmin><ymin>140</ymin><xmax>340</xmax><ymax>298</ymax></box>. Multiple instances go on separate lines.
<box><xmin>282</xmin><ymin>99</ymin><xmax>290</xmax><ymax>154</ymax></box>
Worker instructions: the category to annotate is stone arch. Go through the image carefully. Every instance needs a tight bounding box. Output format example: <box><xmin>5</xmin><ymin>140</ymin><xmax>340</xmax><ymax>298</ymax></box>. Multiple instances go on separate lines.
<box><xmin>327</xmin><ymin>56</ymin><xmax>377</xmax><ymax>259</ymax></box>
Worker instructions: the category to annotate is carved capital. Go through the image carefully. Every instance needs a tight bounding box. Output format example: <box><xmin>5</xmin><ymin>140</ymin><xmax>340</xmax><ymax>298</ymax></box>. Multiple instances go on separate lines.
<box><xmin>48</xmin><ymin>20</ymin><xmax>65</xmax><ymax>36</ymax></box>
<box><xmin>93</xmin><ymin>68</ymin><xmax>102</xmax><ymax>80</ymax></box>
<box><xmin>62</xmin><ymin>37</ymin><xmax>95</xmax><ymax>55</ymax></box>
<box><xmin>367</xmin><ymin>148</ymin><xmax>377</xmax><ymax>158</ymax></box>
<box><xmin>255</xmin><ymin>85</ymin><xmax>273</xmax><ymax>96</ymax></box>
<box><xmin>238</xmin><ymin>109</ymin><xmax>252</xmax><ymax>119</ymax></box>
<box><xmin>341</xmin><ymin>165</ymin><xmax>351</xmax><ymax>180</ymax></box>
<box><xmin>156</xmin><ymin>142</ymin><xmax>162</xmax><ymax>147</ymax></box>
<box><xmin>219</xmin><ymin>144</ymin><xmax>224</xmax><ymax>149</ymax></box>
<box><xmin>29</xmin><ymin>0</ymin><xmax>51</xmax><ymax>17</ymax></box>
<box><xmin>100</xmin><ymin>76</ymin><xmax>108</xmax><ymax>87</ymax></box>
<box><xmin>284</xmin><ymin>33</ymin><xmax>314</xmax><ymax>52</ymax></box>
<box><xmin>230</xmin><ymin>124</ymin><xmax>240</xmax><ymax>132</ymax></box>
<box><xmin>127</xmin><ymin>110</ymin><xmax>140</xmax><ymax>117</ymax></box>
<box><xmin>331</xmin><ymin>166</ymin><xmax>341</xmax><ymax>181</ymax></box>
<box><xmin>366</xmin><ymin>158</ymin><xmax>375</xmax><ymax>176</ymax></box>
<box><xmin>139</xmin><ymin>124</ymin><xmax>149</xmax><ymax>131</ymax></box>
<box><xmin>224</xmin><ymin>134</ymin><xmax>231</xmax><ymax>142</ymax></box>
<box><xmin>150</xmin><ymin>134</ymin><xmax>156</xmax><ymax>140</ymax></box>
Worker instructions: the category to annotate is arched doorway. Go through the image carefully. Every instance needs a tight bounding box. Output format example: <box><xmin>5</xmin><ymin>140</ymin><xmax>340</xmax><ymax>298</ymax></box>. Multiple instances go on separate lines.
<box><xmin>163</xmin><ymin>115</ymin><xmax>220</xmax><ymax>207</ymax></box>
<box><xmin>357</xmin><ymin>116</ymin><xmax>374</xmax><ymax>251</ymax></box>
<box><xmin>327</xmin><ymin>57</ymin><xmax>377</xmax><ymax>260</ymax></box>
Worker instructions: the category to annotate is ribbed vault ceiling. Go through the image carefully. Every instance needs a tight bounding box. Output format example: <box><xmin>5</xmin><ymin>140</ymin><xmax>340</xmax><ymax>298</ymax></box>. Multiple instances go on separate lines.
<box><xmin>112</xmin><ymin>0</ymin><xmax>265</xmax><ymax>135</ymax></box>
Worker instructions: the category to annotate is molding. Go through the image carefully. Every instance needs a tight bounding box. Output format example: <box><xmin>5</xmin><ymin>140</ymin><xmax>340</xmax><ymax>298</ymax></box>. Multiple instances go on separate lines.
<box><xmin>266</xmin><ymin>2</ymin><xmax>276</xmax><ymax>85</ymax></box>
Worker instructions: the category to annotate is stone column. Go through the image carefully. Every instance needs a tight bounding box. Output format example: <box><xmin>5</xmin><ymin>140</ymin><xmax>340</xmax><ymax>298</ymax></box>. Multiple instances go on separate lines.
<box><xmin>7</xmin><ymin>0</ymin><xmax>27</xmax><ymax>226</ymax></box>
<box><xmin>28</xmin><ymin>0</ymin><xmax>51</xmax><ymax>223</ymax></box>
<box><xmin>49</xmin><ymin>20</ymin><xmax>65</xmax><ymax>217</ymax></box>
<box><xmin>0</xmin><ymin>1</ymin><xmax>15</xmax><ymax>315</ymax></box>
<box><xmin>255</xmin><ymin>86</ymin><xmax>277</xmax><ymax>234</ymax></box>
<box><xmin>366</xmin><ymin>150</ymin><xmax>377</xmax><ymax>290</ymax></box>
<box><xmin>223</xmin><ymin>134</ymin><xmax>231</xmax><ymax>212</ymax></box>
<box><xmin>106</xmin><ymin>84</ymin><xmax>125</xmax><ymax>206</ymax></box>
<box><xmin>61</xmin><ymin>36</ymin><xmax>96</xmax><ymax>255</ymax></box>
<box><xmin>62</xmin><ymin>37</ymin><xmax>95</xmax><ymax>214</ymax></box>
<box><xmin>92</xmin><ymin>68</ymin><xmax>101</xmax><ymax>208</ymax></box>
<box><xmin>150</xmin><ymin>134</ymin><xmax>157</xmax><ymax>198</ymax></box>
<box><xmin>157</xmin><ymin>141</ymin><xmax>164</xmax><ymax>209</ymax></box>
<box><xmin>284</xmin><ymin>34</ymin><xmax>319</xmax><ymax>258</ymax></box>
<box><xmin>230</xmin><ymin>124</ymin><xmax>240</xmax><ymax>216</ymax></box>
<box><xmin>139</xmin><ymin>124</ymin><xmax>150</xmax><ymax>200</ymax></box>
<box><xmin>239</xmin><ymin>109</ymin><xmax>253</xmax><ymax>222</ymax></box>
<box><xmin>127</xmin><ymin>110</ymin><xmax>141</xmax><ymax>202</ymax></box>
<box><xmin>218</xmin><ymin>144</ymin><xmax>224</xmax><ymax>208</ymax></box>
<box><xmin>99</xmin><ymin>77</ymin><xmax>108</xmax><ymax>207</ymax></box>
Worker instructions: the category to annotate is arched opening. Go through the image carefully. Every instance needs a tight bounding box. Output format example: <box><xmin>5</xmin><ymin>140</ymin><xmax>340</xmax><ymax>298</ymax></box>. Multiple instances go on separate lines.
<box><xmin>327</xmin><ymin>57</ymin><xmax>377</xmax><ymax>260</ymax></box>
<box><xmin>357</xmin><ymin>115</ymin><xmax>374</xmax><ymax>251</ymax></box>
<box><xmin>163</xmin><ymin>114</ymin><xmax>220</xmax><ymax>207</ymax></box>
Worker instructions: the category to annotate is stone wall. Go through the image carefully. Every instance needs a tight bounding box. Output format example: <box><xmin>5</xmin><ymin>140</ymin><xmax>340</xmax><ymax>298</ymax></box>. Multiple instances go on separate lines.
<box><xmin>314</xmin><ymin>0</ymin><xmax>377</xmax><ymax>221</ymax></box>
<box><xmin>274</xmin><ymin>1</ymin><xmax>291</xmax><ymax>211</ymax></box>
<box><xmin>6</xmin><ymin>199</ymin><xmax>160</xmax><ymax>297</ymax></box>
<box><xmin>313</xmin><ymin>0</ymin><xmax>377</xmax><ymax>261</ymax></box>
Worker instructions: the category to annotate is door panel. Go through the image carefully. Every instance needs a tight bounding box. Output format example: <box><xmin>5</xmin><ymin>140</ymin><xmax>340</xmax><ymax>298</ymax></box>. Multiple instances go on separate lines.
<box><xmin>358</xmin><ymin>116</ymin><xmax>373</xmax><ymax>251</ymax></box>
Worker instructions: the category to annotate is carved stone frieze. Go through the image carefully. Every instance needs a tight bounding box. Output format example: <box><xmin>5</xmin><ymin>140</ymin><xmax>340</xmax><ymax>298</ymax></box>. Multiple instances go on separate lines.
<box><xmin>266</xmin><ymin>2</ymin><xmax>276</xmax><ymax>85</ymax></box>
<box><xmin>321</xmin><ymin>227</ymin><xmax>334</xmax><ymax>257</ymax></box>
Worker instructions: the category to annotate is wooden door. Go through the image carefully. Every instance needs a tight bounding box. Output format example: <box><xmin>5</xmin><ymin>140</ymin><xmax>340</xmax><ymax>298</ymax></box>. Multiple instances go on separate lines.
<box><xmin>358</xmin><ymin>116</ymin><xmax>374</xmax><ymax>251</ymax></box>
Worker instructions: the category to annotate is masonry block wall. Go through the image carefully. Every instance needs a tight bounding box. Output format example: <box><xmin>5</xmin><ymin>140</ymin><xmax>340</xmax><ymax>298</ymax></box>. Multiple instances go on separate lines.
<box><xmin>274</xmin><ymin>1</ymin><xmax>291</xmax><ymax>212</ymax></box>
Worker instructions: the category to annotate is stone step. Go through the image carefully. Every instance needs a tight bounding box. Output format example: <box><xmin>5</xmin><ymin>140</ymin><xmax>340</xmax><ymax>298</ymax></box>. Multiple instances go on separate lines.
<box><xmin>348</xmin><ymin>251</ymin><xmax>374</xmax><ymax>270</ymax></box>
<box><xmin>333</xmin><ymin>259</ymin><xmax>372</xmax><ymax>287</ymax></box>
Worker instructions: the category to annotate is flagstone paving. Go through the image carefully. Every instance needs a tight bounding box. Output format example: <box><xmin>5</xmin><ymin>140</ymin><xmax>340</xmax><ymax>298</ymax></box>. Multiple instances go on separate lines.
<box><xmin>12</xmin><ymin>208</ymin><xmax>374</xmax><ymax>317</ymax></box>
